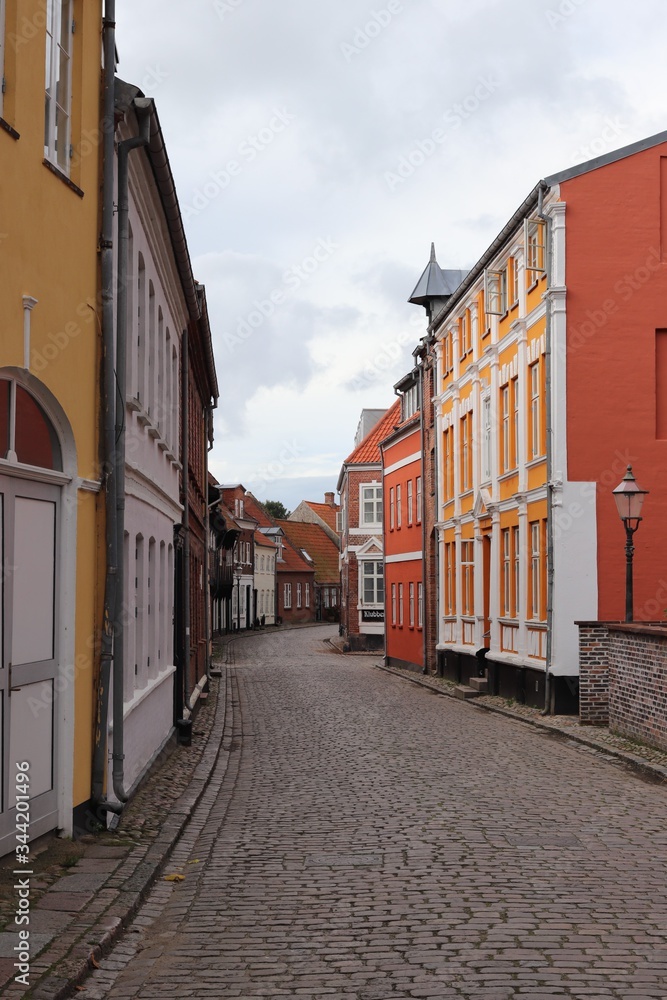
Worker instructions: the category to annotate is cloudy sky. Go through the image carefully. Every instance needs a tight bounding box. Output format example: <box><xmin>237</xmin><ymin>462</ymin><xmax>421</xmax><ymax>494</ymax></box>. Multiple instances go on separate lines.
<box><xmin>116</xmin><ymin>0</ymin><xmax>667</xmax><ymax>510</ymax></box>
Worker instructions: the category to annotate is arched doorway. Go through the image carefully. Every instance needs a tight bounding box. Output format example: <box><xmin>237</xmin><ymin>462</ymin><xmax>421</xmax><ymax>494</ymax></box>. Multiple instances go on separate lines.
<box><xmin>0</xmin><ymin>374</ymin><xmax>73</xmax><ymax>854</ymax></box>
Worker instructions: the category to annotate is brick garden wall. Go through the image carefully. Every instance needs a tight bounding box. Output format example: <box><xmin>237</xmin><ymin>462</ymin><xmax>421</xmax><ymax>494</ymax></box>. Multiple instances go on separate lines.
<box><xmin>578</xmin><ymin>621</ymin><xmax>667</xmax><ymax>751</ymax></box>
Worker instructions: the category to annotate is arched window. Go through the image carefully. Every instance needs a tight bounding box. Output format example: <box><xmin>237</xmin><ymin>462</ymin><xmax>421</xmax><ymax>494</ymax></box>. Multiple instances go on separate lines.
<box><xmin>0</xmin><ymin>378</ymin><xmax>62</xmax><ymax>470</ymax></box>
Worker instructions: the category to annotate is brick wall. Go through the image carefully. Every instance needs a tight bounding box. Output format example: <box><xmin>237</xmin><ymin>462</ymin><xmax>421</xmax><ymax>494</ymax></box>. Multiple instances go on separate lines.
<box><xmin>422</xmin><ymin>356</ymin><xmax>437</xmax><ymax>674</ymax></box>
<box><xmin>577</xmin><ymin>622</ymin><xmax>612</xmax><ymax>725</ymax></box>
<box><xmin>578</xmin><ymin>621</ymin><xmax>667</xmax><ymax>749</ymax></box>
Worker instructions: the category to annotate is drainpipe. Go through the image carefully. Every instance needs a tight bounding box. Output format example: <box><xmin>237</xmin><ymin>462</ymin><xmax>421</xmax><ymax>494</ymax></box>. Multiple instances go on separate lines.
<box><xmin>538</xmin><ymin>180</ymin><xmax>555</xmax><ymax>715</ymax></box>
<box><xmin>418</xmin><ymin>349</ymin><xmax>429</xmax><ymax>674</ymax></box>
<box><xmin>180</xmin><ymin>327</ymin><xmax>191</xmax><ymax>713</ymax></box>
<box><xmin>111</xmin><ymin>99</ymin><xmax>152</xmax><ymax>806</ymax></box>
<box><xmin>92</xmin><ymin>0</ymin><xmax>121</xmax><ymax>816</ymax></box>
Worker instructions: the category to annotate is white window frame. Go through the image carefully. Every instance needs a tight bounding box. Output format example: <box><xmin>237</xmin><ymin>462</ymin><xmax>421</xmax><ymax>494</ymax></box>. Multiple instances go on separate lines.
<box><xmin>284</xmin><ymin>582</ymin><xmax>292</xmax><ymax>609</ymax></box>
<box><xmin>416</xmin><ymin>476</ymin><xmax>422</xmax><ymax>523</ymax></box>
<box><xmin>407</xmin><ymin>480</ymin><xmax>413</xmax><ymax>525</ymax></box>
<box><xmin>502</xmin><ymin>527</ymin><xmax>511</xmax><ymax>616</ymax></box>
<box><xmin>396</xmin><ymin>484</ymin><xmax>402</xmax><ymax>528</ymax></box>
<box><xmin>418</xmin><ymin>582</ymin><xmax>424</xmax><ymax>628</ymax></box>
<box><xmin>501</xmin><ymin>384</ymin><xmax>510</xmax><ymax>473</ymax></box>
<box><xmin>484</xmin><ymin>267</ymin><xmax>507</xmax><ymax>316</ymax></box>
<box><xmin>461</xmin><ymin>539</ymin><xmax>474</xmax><ymax>617</ymax></box>
<box><xmin>531</xmin><ymin>521</ymin><xmax>541</xmax><ymax>620</ymax></box>
<box><xmin>361</xmin><ymin>560</ymin><xmax>384</xmax><ymax>606</ymax></box>
<box><xmin>409</xmin><ymin>582</ymin><xmax>415</xmax><ymax>627</ymax></box>
<box><xmin>360</xmin><ymin>483</ymin><xmax>382</xmax><ymax>527</ymax></box>
<box><xmin>530</xmin><ymin>361</ymin><xmax>541</xmax><ymax>458</ymax></box>
<box><xmin>482</xmin><ymin>396</ymin><xmax>492</xmax><ymax>482</ymax></box>
<box><xmin>510</xmin><ymin>255</ymin><xmax>519</xmax><ymax>306</ymax></box>
<box><xmin>44</xmin><ymin>0</ymin><xmax>74</xmax><ymax>174</ymax></box>
<box><xmin>525</xmin><ymin>218</ymin><xmax>546</xmax><ymax>276</ymax></box>
<box><xmin>296</xmin><ymin>582</ymin><xmax>302</xmax><ymax>608</ymax></box>
<box><xmin>305</xmin><ymin>583</ymin><xmax>310</xmax><ymax>608</ymax></box>
<box><xmin>389</xmin><ymin>487</ymin><xmax>395</xmax><ymax>530</ymax></box>
<box><xmin>398</xmin><ymin>583</ymin><xmax>404</xmax><ymax>626</ymax></box>
<box><xmin>391</xmin><ymin>583</ymin><xmax>396</xmax><ymax>626</ymax></box>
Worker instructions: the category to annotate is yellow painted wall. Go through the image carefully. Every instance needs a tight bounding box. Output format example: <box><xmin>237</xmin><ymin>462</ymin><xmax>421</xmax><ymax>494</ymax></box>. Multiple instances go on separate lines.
<box><xmin>0</xmin><ymin>0</ymin><xmax>104</xmax><ymax>811</ymax></box>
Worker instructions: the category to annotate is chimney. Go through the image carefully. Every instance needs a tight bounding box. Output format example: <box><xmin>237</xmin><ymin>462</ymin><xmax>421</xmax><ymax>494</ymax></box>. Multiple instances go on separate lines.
<box><xmin>324</xmin><ymin>491</ymin><xmax>335</xmax><ymax>506</ymax></box>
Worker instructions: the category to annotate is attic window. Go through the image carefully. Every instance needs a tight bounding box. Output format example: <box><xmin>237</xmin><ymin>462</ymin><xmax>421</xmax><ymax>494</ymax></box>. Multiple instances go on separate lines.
<box><xmin>301</xmin><ymin>549</ymin><xmax>313</xmax><ymax>563</ymax></box>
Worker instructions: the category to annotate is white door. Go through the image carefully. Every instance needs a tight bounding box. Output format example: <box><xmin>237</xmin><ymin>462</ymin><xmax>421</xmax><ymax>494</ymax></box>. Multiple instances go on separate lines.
<box><xmin>0</xmin><ymin>476</ymin><xmax>60</xmax><ymax>855</ymax></box>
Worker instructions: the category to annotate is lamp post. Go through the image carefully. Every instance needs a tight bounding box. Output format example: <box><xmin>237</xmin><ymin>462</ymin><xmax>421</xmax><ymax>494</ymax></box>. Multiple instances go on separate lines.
<box><xmin>612</xmin><ymin>466</ymin><xmax>648</xmax><ymax>622</ymax></box>
<box><xmin>234</xmin><ymin>563</ymin><xmax>242</xmax><ymax>631</ymax></box>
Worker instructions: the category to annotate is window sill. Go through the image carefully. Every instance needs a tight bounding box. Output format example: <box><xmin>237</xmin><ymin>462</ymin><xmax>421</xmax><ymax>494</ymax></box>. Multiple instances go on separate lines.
<box><xmin>526</xmin><ymin>455</ymin><xmax>546</xmax><ymax>468</ymax></box>
<box><xmin>43</xmin><ymin>158</ymin><xmax>84</xmax><ymax>198</ymax></box>
<box><xmin>0</xmin><ymin>117</ymin><xmax>20</xmax><ymax>140</ymax></box>
<box><xmin>498</xmin><ymin>468</ymin><xmax>518</xmax><ymax>482</ymax></box>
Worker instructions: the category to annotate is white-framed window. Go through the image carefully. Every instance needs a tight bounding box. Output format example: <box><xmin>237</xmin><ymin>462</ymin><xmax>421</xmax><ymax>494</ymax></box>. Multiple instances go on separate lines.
<box><xmin>501</xmin><ymin>384</ymin><xmax>510</xmax><ymax>473</ymax></box>
<box><xmin>510</xmin><ymin>255</ymin><xmax>519</xmax><ymax>306</ymax></box>
<box><xmin>484</xmin><ymin>267</ymin><xmax>507</xmax><ymax>316</ymax></box>
<box><xmin>512</xmin><ymin>375</ymin><xmax>519</xmax><ymax>469</ymax></box>
<box><xmin>360</xmin><ymin>483</ymin><xmax>382</xmax><ymax>526</ymax></box>
<box><xmin>482</xmin><ymin>396</ymin><xmax>492</xmax><ymax>482</ymax></box>
<box><xmin>389</xmin><ymin>487</ymin><xmax>395</xmax><ymax>530</ymax></box>
<box><xmin>402</xmin><ymin>382</ymin><xmax>419</xmax><ymax>420</ymax></box>
<box><xmin>362</xmin><ymin>560</ymin><xmax>384</xmax><ymax>605</ymax></box>
<box><xmin>418</xmin><ymin>582</ymin><xmax>424</xmax><ymax>628</ymax></box>
<box><xmin>44</xmin><ymin>0</ymin><xmax>74</xmax><ymax>173</ymax></box>
<box><xmin>391</xmin><ymin>583</ymin><xmax>397</xmax><ymax>626</ymax></box>
<box><xmin>461</xmin><ymin>540</ymin><xmax>474</xmax><ymax>617</ymax></box>
<box><xmin>284</xmin><ymin>582</ymin><xmax>292</xmax><ymax>609</ymax></box>
<box><xmin>297</xmin><ymin>582</ymin><xmax>302</xmax><ymax>608</ymax></box>
<box><xmin>305</xmin><ymin>583</ymin><xmax>310</xmax><ymax>608</ymax></box>
<box><xmin>398</xmin><ymin>583</ymin><xmax>404</xmax><ymax>626</ymax></box>
<box><xmin>502</xmin><ymin>528</ymin><xmax>511</xmax><ymax>616</ymax></box>
<box><xmin>396</xmin><ymin>484</ymin><xmax>402</xmax><ymax>528</ymax></box>
<box><xmin>530</xmin><ymin>361</ymin><xmax>541</xmax><ymax>458</ymax></box>
<box><xmin>407</xmin><ymin>480</ymin><xmax>413</xmax><ymax>525</ymax></box>
<box><xmin>530</xmin><ymin>521</ymin><xmax>541</xmax><ymax>620</ymax></box>
<box><xmin>525</xmin><ymin>218</ymin><xmax>546</xmax><ymax>276</ymax></box>
<box><xmin>416</xmin><ymin>476</ymin><xmax>422</xmax><ymax>523</ymax></box>
<box><xmin>409</xmin><ymin>582</ymin><xmax>415</xmax><ymax>627</ymax></box>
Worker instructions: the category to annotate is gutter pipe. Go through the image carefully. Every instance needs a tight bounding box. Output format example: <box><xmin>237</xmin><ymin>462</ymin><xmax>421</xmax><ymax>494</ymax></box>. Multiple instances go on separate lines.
<box><xmin>111</xmin><ymin>99</ymin><xmax>152</xmax><ymax>805</ymax></box>
<box><xmin>181</xmin><ymin>327</ymin><xmax>191</xmax><ymax>712</ymax></box>
<box><xmin>92</xmin><ymin>0</ymin><xmax>122</xmax><ymax>816</ymax></box>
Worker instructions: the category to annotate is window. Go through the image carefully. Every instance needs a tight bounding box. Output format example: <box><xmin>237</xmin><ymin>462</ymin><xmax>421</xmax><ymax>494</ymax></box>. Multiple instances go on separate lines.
<box><xmin>484</xmin><ymin>267</ymin><xmax>507</xmax><ymax>316</ymax></box>
<box><xmin>418</xmin><ymin>582</ymin><xmax>424</xmax><ymax>628</ymax></box>
<box><xmin>297</xmin><ymin>582</ymin><xmax>302</xmax><ymax>608</ymax></box>
<box><xmin>443</xmin><ymin>427</ymin><xmax>454</xmax><ymax>500</ymax></box>
<box><xmin>443</xmin><ymin>331</ymin><xmax>454</xmax><ymax>376</ymax></box>
<box><xmin>502</xmin><ymin>528</ymin><xmax>511</xmax><ymax>616</ymax></box>
<box><xmin>235</xmin><ymin>497</ymin><xmax>244</xmax><ymax>518</ymax></box>
<box><xmin>361</xmin><ymin>484</ymin><xmax>382</xmax><ymax>526</ymax></box>
<box><xmin>391</xmin><ymin>583</ymin><xmax>397</xmax><ymax>626</ymax></box>
<box><xmin>513</xmin><ymin>526</ymin><xmax>520</xmax><ymax>619</ymax></box>
<box><xmin>444</xmin><ymin>542</ymin><xmax>456</xmax><ymax>616</ymax></box>
<box><xmin>460</xmin><ymin>412</ymin><xmax>473</xmax><ymax>492</ymax></box>
<box><xmin>416</xmin><ymin>477</ymin><xmax>422</xmax><ymax>523</ymax></box>
<box><xmin>389</xmin><ymin>487</ymin><xmax>395</xmax><ymax>530</ymax></box>
<box><xmin>529</xmin><ymin>520</ymin><xmax>546</xmax><ymax>620</ymax></box>
<box><xmin>362</xmin><ymin>561</ymin><xmax>384</xmax><ymax>605</ymax></box>
<box><xmin>501</xmin><ymin>385</ymin><xmax>510</xmax><ymax>473</ymax></box>
<box><xmin>530</xmin><ymin>361</ymin><xmax>542</xmax><ymax>458</ymax></box>
<box><xmin>407</xmin><ymin>480</ymin><xmax>413</xmax><ymax>525</ymax></box>
<box><xmin>461</xmin><ymin>540</ymin><xmax>474</xmax><ymax>617</ymax></box>
<box><xmin>409</xmin><ymin>582</ymin><xmax>415</xmax><ymax>627</ymax></box>
<box><xmin>44</xmin><ymin>0</ymin><xmax>74</xmax><ymax>173</ymax></box>
<box><xmin>396</xmin><ymin>484</ymin><xmax>402</xmax><ymax>528</ymax></box>
<box><xmin>482</xmin><ymin>397</ymin><xmax>492</xmax><ymax>481</ymax></box>
<box><xmin>398</xmin><ymin>583</ymin><xmax>404</xmax><ymax>626</ymax></box>
<box><xmin>525</xmin><ymin>218</ymin><xmax>546</xmax><ymax>276</ymax></box>
<box><xmin>511</xmin><ymin>376</ymin><xmax>519</xmax><ymax>469</ymax></box>
<box><xmin>305</xmin><ymin>583</ymin><xmax>310</xmax><ymax>608</ymax></box>
<box><xmin>323</xmin><ymin>587</ymin><xmax>330</xmax><ymax>608</ymax></box>
<box><xmin>284</xmin><ymin>582</ymin><xmax>292</xmax><ymax>609</ymax></box>
<box><xmin>402</xmin><ymin>382</ymin><xmax>419</xmax><ymax>420</ymax></box>
<box><xmin>510</xmin><ymin>256</ymin><xmax>519</xmax><ymax>307</ymax></box>
<box><xmin>0</xmin><ymin>379</ymin><xmax>62</xmax><ymax>470</ymax></box>
<box><xmin>460</xmin><ymin>310</ymin><xmax>471</xmax><ymax>359</ymax></box>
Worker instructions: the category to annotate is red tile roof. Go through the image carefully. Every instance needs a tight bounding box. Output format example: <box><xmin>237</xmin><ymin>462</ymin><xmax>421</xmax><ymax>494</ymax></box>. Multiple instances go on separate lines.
<box><xmin>343</xmin><ymin>400</ymin><xmax>402</xmax><ymax>465</ymax></box>
<box><xmin>254</xmin><ymin>531</ymin><xmax>275</xmax><ymax>548</ymax></box>
<box><xmin>305</xmin><ymin>501</ymin><xmax>339</xmax><ymax>532</ymax></box>
<box><xmin>278</xmin><ymin>535</ymin><xmax>315</xmax><ymax>574</ymax></box>
<box><xmin>276</xmin><ymin>520</ymin><xmax>339</xmax><ymax>583</ymax></box>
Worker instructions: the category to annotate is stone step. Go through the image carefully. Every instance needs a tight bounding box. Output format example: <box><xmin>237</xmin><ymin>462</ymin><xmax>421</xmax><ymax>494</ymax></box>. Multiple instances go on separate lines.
<box><xmin>468</xmin><ymin>677</ymin><xmax>488</xmax><ymax>693</ymax></box>
<box><xmin>453</xmin><ymin>685</ymin><xmax>480</xmax><ymax>700</ymax></box>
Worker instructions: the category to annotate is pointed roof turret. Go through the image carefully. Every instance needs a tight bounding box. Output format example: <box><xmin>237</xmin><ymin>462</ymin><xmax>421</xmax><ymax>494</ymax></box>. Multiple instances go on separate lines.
<box><xmin>408</xmin><ymin>243</ymin><xmax>468</xmax><ymax>320</ymax></box>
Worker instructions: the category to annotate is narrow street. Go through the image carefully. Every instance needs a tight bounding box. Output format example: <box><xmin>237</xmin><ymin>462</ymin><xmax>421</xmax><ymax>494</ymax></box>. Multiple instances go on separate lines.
<box><xmin>86</xmin><ymin>627</ymin><xmax>667</xmax><ymax>999</ymax></box>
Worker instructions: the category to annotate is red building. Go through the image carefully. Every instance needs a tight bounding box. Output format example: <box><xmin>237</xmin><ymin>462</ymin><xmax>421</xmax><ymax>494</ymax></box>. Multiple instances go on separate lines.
<box><xmin>380</xmin><ymin>373</ymin><xmax>424</xmax><ymax>671</ymax></box>
<box><xmin>338</xmin><ymin>403</ymin><xmax>401</xmax><ymax>651</ymax></box>
<box><xmin>278</xmin><ymin>519</ymin><xmax>341</xmax><ymax>622</ymax></box>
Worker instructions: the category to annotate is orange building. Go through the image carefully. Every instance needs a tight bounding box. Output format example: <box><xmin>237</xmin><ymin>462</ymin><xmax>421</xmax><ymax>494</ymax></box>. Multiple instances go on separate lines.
<box><xmin>380</xmin><ymin>373</ymin><xmax>424</xmax><ymax>671</ymax></box>
<box><xmin>411</xmin><ymin>130</ymin><xmax>667</xmax><ymax>711</ymax></box>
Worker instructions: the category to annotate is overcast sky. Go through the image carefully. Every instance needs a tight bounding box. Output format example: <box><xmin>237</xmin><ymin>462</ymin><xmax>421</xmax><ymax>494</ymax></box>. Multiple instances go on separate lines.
<box><xmin>116</xmin><ymin>0</ymin><xmax>667</xmax><ymax>510</ymax></box>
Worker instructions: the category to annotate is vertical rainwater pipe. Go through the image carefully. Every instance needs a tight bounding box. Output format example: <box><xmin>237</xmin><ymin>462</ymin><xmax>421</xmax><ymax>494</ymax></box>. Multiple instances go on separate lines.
<box><xmin>538</xmin><ymin>181</ymin><xmax>555</xmax><ymax>715</ymax></box>
<box><xmin>112</xmin><ymin>98</ymin><xmax>152</xmax><ymax>805</ymax></box>
<box><xmin>181</xmin><ymin>327</ymin><xmax>191</xmax><ymax>714</ymax></box>
<box><xmin>92</xmin><ymin>0</ymin><xmax>121</xmax><ymax>815</ymax></box>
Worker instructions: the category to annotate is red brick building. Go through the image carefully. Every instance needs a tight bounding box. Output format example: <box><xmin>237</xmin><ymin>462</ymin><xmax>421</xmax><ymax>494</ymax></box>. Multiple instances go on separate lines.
<box><xmin>338</xmin><ymin>403</ymin><xmax>401</xmax><ymax>651</ymax></box>
<box><xmin>278</xmin><ymin>519</ymin><xmax>341</xmax><ymax>622</ymax></box>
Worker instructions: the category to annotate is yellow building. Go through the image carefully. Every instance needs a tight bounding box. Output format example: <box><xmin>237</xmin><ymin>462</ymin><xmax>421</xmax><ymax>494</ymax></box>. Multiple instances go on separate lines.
<box><xmin>425</xmin><ymin>203</ymin><xmax>554</xmax><ymax>708</ymax></box>
<box><xmin>0</xmin><ymin>0</ymin><xmax>104</xmax><ymax>851</ymax></box>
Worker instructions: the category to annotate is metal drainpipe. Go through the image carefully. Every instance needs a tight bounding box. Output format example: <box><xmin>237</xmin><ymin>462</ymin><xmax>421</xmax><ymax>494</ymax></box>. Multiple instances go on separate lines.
<box><xmin>538</xmin><ymin>181</ymin><xmax>555</xmax><ymax>715</ymax></box>
<box><xmin>92</xmin><ymin>0</ymin><xmax>122</xmax><ymax>816</ymax></box>
<box><xmin>181</xmin><ymin>328</ymin><xmax>191</xmax><ymax>713</ymax></box>
<box><xmin>204</xmin><ymin>407</ymin><xmax>216</xmax><ymax>682</ymax></box>
<box><xmin>418</xmin><ymin>351</ymin><xmax>428</xmax><ymax>674</ymax></box>
<box><xmin>111</xmin><ymin>101</ymin><xmax>152</xmax><ymax>807</ymax></box>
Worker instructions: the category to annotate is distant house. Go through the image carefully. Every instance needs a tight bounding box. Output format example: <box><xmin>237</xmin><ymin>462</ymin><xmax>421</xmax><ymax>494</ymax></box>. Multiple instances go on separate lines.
<box><xmin>338</xmin><ymin>403</ymin><xmax>401</xmax><ymax>651</ymax></box>
<box><xmin>254</xmin><ymin>532</ymin><xmax>277</xmax><ymax>625</ymax></box>
<box><xmin>289</xmin><ymin>492</ymin><xmax>341</xmax><ymax>547</ymax></box>
<box><xmin>278</xmin><ymin>520</ymin><xmax>341</xmax><ymax>622</ymax></box>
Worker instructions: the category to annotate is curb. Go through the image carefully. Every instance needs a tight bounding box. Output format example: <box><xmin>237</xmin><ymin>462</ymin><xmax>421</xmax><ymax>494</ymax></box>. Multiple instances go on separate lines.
<box><xmin>374</xmin><ymin>661</ymin><xmax>667</xmax><ymax>785</ymax></box>
<box><xmin>22</xmin><ymin>671</ymin><xmax>232</xmax><ymax>1000</ymax></box>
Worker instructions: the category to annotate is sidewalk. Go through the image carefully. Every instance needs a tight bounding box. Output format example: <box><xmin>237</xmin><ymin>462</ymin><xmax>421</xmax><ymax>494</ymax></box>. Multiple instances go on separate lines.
<box><xmin>3</xmin><ymin>628</ymin><xmax>667</xmax><ymax>998</ymax></box>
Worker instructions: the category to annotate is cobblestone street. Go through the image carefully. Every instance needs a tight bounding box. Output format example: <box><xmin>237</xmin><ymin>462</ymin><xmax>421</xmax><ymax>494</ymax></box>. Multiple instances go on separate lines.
<box><xmin>85</xmin><ymin>627</ymin><xmax>667</xmax><ymax>999</ymax></box>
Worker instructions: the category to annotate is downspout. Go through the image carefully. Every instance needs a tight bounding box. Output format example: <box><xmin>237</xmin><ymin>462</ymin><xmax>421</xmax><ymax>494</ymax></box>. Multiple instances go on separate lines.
<box><xmin>92</xmin><ymin>0</ymin><xmax>121</xmax><ymax>816</ymax></box>
<box><xmin>204</xmin><ymin>405</ymin><xmax>216</xmax><ymax>682</ymax></box>
<box><xmin>538</xmin><ymin>180</ymin><xmax>555</xmax><ymax>715</ymax></box>
<box><xmin>112</xmin><ymin>99</ymin><xmax>152</xmax><ymax>806</ymax></box>
<box><xmin>418</xmin><ymin>350</ymin><xmax>428</xmax><ymax>674</ymax></box>
<box><xmin>180</xmin><ymin>327</ymin><xmax>191</xmax><ymax>714</ymax></box>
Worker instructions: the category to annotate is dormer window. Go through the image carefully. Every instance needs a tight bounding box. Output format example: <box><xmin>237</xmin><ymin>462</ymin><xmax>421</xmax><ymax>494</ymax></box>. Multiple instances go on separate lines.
<box><xmin>401</xmin><ymin>381</ymin><xmax>420</xmax><ymax>421</ymax></box>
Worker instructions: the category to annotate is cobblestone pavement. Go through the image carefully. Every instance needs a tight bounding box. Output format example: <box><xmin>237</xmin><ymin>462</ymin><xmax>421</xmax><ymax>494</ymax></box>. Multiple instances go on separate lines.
<box><xmin>83</xmin><ymin>627</ymin><xmax>667</xmax><ymax>999</ymax></box>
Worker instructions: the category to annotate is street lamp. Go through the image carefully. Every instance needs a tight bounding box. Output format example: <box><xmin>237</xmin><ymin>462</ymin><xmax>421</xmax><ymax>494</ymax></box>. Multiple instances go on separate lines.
<box><xmin>612</xmin><ymin>465</ymin><xmax>648</xmax><ymax>622</ymax></box>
